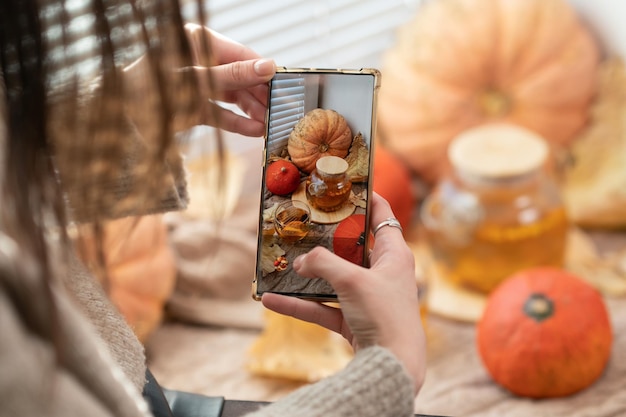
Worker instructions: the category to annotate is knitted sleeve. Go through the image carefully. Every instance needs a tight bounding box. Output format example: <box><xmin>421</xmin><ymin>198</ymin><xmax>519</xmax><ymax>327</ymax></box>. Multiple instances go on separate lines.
<box><xmin>245</xmin><ymin>345</ymin><xmax>415</xmax><ymax>417</ymax></box>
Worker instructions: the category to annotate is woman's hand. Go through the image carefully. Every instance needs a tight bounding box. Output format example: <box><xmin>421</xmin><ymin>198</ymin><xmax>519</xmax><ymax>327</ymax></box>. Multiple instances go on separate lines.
<box><xmin>261</xmin><ymin>193</ymin><xmax>426</xmax><ymax>394</ymax></box>
<box><xmin>183</xmin><ymin>23</ymin><xmax>275</xmax><ymax>136</ymax></box>
<box><xmin>123</xmin><ymin>24</ymin><xmax>274</xmax><ymax>137</ymax></box>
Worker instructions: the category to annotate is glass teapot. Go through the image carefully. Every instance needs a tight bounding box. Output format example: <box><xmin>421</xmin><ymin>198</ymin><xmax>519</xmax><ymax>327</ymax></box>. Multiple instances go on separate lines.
<box><xmin>421</xmin><ymin>123</ymin><xmax>569</xmax><ymax>294</ymax></box>
<box><xmin>305</xmin><ymin>156</ymin><xmax>352</xmax><ymax>212</ymax></box>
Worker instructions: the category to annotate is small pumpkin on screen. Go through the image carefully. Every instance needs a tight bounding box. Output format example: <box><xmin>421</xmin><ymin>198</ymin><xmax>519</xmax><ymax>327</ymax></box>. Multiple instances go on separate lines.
<box><xmin>477</xmin><ymin>268</ymin><xmax>613</xmax><ymax>398</ymax></box>
<box><xmin>333</xmin><ymin>214</ymin><xmax>371</xmax><ymax>265</ymax></box>
<box><xmin>265</xmin><ymin>159</ymin><xmax>300</xmax><ymax>196</ymax></box>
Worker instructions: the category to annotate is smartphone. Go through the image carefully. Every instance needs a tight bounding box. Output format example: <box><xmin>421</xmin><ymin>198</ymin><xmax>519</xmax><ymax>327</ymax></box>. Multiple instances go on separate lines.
<box><xmin>253</xmin><ymin>67</ymin><xmax>380</xmax><ymax>301</ymax></box>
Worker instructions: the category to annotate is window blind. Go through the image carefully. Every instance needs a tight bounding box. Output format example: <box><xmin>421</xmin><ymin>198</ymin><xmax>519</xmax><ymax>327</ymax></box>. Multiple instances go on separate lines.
<box><xmin>181</xmin><ymin>0</ymin><xmax>423</xmax><ymax>68</ymax></box>
<box><xmin>267</xmin><ymin>76</ymin><xmax>305</xmax><ymax>155</ymax></box>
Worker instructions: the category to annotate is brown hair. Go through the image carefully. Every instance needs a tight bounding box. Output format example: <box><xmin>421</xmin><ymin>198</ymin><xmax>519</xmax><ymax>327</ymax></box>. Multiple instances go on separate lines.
<box><xmin>0</xmin><ymin>0</ymin><xmax>212</xmax><ymax>317</ymax></box>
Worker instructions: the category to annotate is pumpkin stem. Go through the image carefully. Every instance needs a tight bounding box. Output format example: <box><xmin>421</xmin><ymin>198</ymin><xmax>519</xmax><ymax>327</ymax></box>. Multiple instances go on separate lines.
<box><xmin>523</xmin><ymin>293</ymin><xmax>554</xmax><ymax>322</ymax></box>
<box><xmin>319</xmin><ymin>143</ymin><xmax>329</xmax><ymax>153</ymax></box>
<box><xmin>478</xmin><ymin>88</ymin><xmax>511</xmax><ymax>118</ymax></box>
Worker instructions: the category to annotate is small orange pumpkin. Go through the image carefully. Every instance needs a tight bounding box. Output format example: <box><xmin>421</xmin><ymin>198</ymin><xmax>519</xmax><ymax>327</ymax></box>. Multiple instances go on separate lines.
<box><xmin>77</xmin><ymin>215</ymin><xmax>177</xmax><ymax>343</ymax></box>
<box><xmin>372</xmin><ymin>145</ymin><xmax>415</xmax><ymax>231</ymax></box>
<box><xmin>265</xmin><ymin>159</ymin><xmax>301</xmax><ymax>196</ymax></box>
<box><xmin>477</xmin><ymin>267</ymin><xmax>613</xmax><ymax>398</ymax></box>
<box><xmin>288</xmin><ymin>108</ymin><xmax>353</xmax><ymax>173</ymax></box>
<box><xmin>378</xmin><ymin>0</ymin><xmax>600</xmax><ymax>183</ymax></box>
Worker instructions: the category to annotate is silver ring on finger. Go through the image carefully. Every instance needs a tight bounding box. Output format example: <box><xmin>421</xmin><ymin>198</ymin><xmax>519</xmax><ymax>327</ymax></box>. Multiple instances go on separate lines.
<box><xmin>373</xmin><ymin>217</ymin><xmax>403</xmax><ymax>236</ymax></box>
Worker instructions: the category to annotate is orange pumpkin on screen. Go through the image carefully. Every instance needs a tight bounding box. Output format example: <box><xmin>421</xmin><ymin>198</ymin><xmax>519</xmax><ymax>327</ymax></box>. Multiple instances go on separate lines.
<box><xmin>378</xmin><ymin>0</ymin><xmax>600</xmax><ymax>183</ymax></box>
<box><xmin>477</xmin><ymin>268</ymin><xmax>613</xmax><ymax>398</ymax></box>
<box><xmin>266</xmin><ymin>159</ymin><xmax>301</xmax><ymax>195</ymax></box>
<box><xmin>333</xmin><ymin>214</ymin><xmax>371</xmax><ymax>265</ymax></box>
<box><xmin>288</xmin><ymin>109</ymin><xmax>353</xmax><ymax>173</ymax></box>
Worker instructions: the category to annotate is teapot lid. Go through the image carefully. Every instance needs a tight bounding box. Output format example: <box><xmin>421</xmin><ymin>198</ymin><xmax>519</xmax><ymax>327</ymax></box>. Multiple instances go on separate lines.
<box><xmin>316</xmin><ymin>155</ymin><xmax>349</xmax><ymax>175</ymax></box>
<box><xmin>448</xmin><ymin>123</ymin><xmax>549</xmax><ymax>180</ymax></box>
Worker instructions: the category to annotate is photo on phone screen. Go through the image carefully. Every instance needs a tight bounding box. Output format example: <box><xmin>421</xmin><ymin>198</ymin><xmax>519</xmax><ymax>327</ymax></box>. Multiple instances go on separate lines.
<box><xmin>253</xmin><ymin>68</ymin><xmax>380</xmax><ymax>301</ymax></box>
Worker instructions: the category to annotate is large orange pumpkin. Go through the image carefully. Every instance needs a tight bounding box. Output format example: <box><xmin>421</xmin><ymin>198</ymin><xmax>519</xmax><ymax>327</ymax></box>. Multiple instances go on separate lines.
<box><xmin>378</xmin><ymin>0</ymin><xmax>600</xmax><ymax>183</ymax></box>
<box><xmin>77</xmin><ymin>215</ymin><xmax>177</xmax><ymax>343</ymax></box>
<box><xmin>288</xmin><ymin>108</ymin><xmax>353</xmax><ymax>173</ymax></box>
<box><xmin>477</xmin><ymin>268</ymin><xmax>613</xmax><ymax>398</ymax></box>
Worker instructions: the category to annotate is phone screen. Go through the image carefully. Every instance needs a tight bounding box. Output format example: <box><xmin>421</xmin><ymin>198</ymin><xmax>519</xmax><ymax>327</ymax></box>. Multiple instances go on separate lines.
<box><xmin>253</xmin><ymin>68</ymin><xmax>380</xmax><ymax>301</ymax></box>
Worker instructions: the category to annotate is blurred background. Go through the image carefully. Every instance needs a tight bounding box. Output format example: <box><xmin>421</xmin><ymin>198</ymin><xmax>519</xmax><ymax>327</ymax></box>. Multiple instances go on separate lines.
<box><xmin>183</xmin><ymin>0</ymin><xmax>626</xmax><ymax>68</ymax></box>
<box><xmin>92</xmin><ymin>1</ymin><xmax>626</xmax><ymax>416</ymax></box>
<box><xmin>182</xmin><ymin>0</ymin><xmax>423</xmax><ymax>69</ymax></box>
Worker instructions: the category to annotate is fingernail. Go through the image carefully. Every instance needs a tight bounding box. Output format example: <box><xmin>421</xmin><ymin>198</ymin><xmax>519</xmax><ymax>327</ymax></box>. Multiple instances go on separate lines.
<box><xmin>254</xmin><ymin>58</ymin><xmax>275</xmax><ymax>76</ymax></box>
